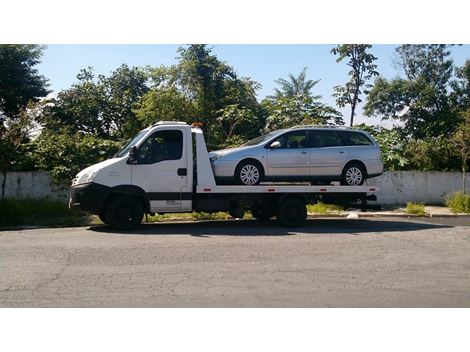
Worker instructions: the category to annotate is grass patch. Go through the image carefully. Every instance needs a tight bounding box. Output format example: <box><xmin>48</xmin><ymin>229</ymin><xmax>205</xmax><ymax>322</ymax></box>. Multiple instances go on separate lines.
<box><xmin>0</xmin><ymin>198</ymin><xmax>90</xmax><ymax>227</ymax></box>
<box><xmin>444</xmin><ymin>192</ymin><xmax>470</xmax><ymax>214</ymax></box>
<box><xmin>145</xmin><ymin>211</ymin><xmax>234</xmax><ymax>223</ymax></box>
<box><xmin>405</xmin><ymin>202</ymin><xmax>426</xmax><ymax>216</ymax></box>
<box><xmin>307</xmin><ymin>202</ymin><xmax>344</xmax><ymax>214</ymax></box>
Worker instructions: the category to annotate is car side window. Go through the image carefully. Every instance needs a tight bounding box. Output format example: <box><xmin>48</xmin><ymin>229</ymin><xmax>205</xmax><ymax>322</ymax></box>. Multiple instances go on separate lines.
<box><xmin>136</xmin><ymin>130</ymin><xmax>183</xmax><ymax>164</ymax></box>
<box><xmin>275</xmin><ymin>131</ymin><xmax>309</xmax><ymax>149</ymax></box>
<box><xmin>338</xmin><ymin>131</ymin><xmax>373</xmax><ymax>146</ymax></box>
<box><xmin>310</xmin><ymin>130</ymin><xmax>342</xmax><ymax>147</ymax></box>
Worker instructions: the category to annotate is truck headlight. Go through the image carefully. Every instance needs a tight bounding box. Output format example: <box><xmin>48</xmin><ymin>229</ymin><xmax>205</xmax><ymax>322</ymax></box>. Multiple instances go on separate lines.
<box><xmin>76</xmin><ymin>169</ymin><xmax>99</xmax><ymax>185</ymax></box>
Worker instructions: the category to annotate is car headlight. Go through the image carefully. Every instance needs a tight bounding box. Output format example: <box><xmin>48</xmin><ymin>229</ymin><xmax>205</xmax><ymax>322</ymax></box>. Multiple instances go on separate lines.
<box><xmin>76</xmin><ymin>169</ymin><xmax>99</xmax><ymax>185</ymax></box>
<box><xmin>209</xmin><ymin>154</ymin><xmax>221</xmax><ymax>162</ymax></box>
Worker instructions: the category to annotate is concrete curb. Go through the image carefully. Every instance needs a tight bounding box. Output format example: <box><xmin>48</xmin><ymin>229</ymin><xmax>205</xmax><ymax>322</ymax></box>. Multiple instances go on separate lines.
<box><xmin>308</xmin><ymin>212</ymin><xmax>469</xmax><ymax>218</ymax></box>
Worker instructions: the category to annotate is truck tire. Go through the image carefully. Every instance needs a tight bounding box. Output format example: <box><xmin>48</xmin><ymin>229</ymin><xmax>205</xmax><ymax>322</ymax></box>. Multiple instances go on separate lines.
<box><xmin>235</xmin><ymin>160</ymin><xmax>263</xmax><ymax>185</ymax></box>
<box><xmin>251</xmin><ymin>206</ymin><xmax>274</xmax><ymax>221</ymax></box>
<box><xmin>98</xmin><ymin>213</ymin><xmax>108</xmax><ymax>225</ymax></box>
<box><xmin>104</xmin><ymin>195</ymin><xmax>144</xmax><ymax>230</ymax></box>
<box><xmin>278</xmin><ymin>197</ymin><xmax>307</xmax><ymax>227</ymax></box>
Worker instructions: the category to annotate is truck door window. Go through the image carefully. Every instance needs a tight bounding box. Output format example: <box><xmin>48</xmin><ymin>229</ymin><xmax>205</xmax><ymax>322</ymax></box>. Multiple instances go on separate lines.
<box><xmin>136</xmin><ymin>130</ymin><xmax>183</xmax><ymax>164</ymax></box>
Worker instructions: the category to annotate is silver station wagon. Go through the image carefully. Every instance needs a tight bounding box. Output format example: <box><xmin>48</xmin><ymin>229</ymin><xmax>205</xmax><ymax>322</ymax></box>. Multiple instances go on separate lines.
<box><xmin>209</xmin><ymin>126</ymin><xmax>384</xmax><ymax>186</ymax></box>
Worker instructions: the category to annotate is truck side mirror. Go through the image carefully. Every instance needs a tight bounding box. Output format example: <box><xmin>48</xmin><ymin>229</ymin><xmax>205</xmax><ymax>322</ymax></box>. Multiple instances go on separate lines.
<box><xmin>269</xmin><ymin>141</ymin><xmax>281</xmax><ymax>149</ymax></box>
<box><xmin>127</xmin><ymin>146</ymin><xmax>137</xmax><ymax>164</ymax></box>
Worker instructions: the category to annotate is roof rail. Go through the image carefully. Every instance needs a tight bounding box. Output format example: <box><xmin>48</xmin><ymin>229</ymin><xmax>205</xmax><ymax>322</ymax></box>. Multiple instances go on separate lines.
<box><xmin>288</xmin><ymin>125</ymin><xmax>363</xmax><ymax>130</ymax></box>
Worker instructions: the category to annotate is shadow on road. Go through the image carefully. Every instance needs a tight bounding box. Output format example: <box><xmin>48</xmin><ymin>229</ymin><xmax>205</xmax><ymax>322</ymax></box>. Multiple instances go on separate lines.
<box><xmin>87</xmin><ymin>218</ymin><xmax>454</xmax><ymax>237</ymax></box>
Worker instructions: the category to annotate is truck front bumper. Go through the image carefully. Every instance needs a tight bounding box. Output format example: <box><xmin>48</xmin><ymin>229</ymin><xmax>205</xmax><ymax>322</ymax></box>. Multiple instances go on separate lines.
<box><xmin>69</xmin><ymin>182</ymin><xmax>111</xmax><ymax>215</ymax></box>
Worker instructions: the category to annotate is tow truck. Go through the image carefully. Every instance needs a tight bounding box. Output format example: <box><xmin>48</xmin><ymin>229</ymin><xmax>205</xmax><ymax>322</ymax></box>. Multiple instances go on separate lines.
<box><xmin>69</xmin><ymin>121</ymin><xmax>379</xmax><ymax>229</ymax></box>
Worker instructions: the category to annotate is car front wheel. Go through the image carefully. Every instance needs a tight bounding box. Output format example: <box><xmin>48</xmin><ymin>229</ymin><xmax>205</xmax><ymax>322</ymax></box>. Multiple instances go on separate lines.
<box><xmin>235</xmin><ymin>160</ymin><xmax>263</xmax><ymax>185</ymax></box>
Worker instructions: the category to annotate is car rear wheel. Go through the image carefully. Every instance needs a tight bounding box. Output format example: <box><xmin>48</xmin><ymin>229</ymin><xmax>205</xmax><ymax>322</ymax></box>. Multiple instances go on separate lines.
<box><xmin>235</xmin><ymin>160</ymin><xmax>263</xmax><ymax>185</ymax></box>
<box><xmin>341</xmin><ymin>162</ymin><xmax>366</xmax><ymax>186</ymax></box>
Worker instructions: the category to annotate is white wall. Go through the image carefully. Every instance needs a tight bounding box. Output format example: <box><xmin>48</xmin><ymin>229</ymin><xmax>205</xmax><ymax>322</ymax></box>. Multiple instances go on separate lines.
<box><xmin>1</xmin><ymin>172</ymin><xmax>69</xmax><ymax>202</ymax></box>
<box><xmin>1</xmin><ymin>171</ymin><xmax>469</xmax><ymax>205</ymax></box>
<box><xmin>368</xmin><ymin>171</ymin><xmax>469</xmax><ymax>205</ymax></box>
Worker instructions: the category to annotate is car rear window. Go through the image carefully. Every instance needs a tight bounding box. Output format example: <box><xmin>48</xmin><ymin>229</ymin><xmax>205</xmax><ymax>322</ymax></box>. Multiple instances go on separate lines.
<box><xmin>310</xmin><ymin>130</ymin><xmax>342</xmax><ymax>147</ymax></box>
<box><xmin>338</xmin><ymin>131</ymin><xmax>373</xmax><ymax>146</ymax></box>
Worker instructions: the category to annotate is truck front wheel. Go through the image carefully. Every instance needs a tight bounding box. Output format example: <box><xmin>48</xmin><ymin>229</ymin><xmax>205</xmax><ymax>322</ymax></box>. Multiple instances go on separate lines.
<box><xmin>278</xmin><ymin>197</ymin><xmax>307</xmax><ymax>227</ymax></box>
<box><xmin>104</xmin><ymin>195</ymin><xmax>144</xmax><ymax>230</ymax></box>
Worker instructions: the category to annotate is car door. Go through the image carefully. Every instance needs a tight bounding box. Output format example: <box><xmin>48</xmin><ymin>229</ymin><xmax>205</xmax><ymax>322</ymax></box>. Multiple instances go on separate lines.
<box><xmin>131</xmin><ymin>128</ymin><xmax>191</xmax><ymax>212</ymax></box>
<box><xmin>309</xmin><ymin>130</ymin><xmax>346</xmax><ymax>176</ymax></box>
<box><xmin>266</xmin><ymin>130</ymin><xmax>311</xmax><ymax>177</ymax></box>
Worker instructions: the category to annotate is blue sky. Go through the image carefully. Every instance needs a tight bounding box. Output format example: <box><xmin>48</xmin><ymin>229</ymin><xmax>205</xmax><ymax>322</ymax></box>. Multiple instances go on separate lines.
<box><xmin>37</xmin><ymin>44</ymin><xmax>470</xmax><ymax>126</ymax></box>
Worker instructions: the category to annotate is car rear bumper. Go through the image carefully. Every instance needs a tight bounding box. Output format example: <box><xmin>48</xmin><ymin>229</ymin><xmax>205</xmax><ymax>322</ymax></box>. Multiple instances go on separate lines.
<box><xmin>365</xmin><ymin>161</ymin><xmax>384</xmax><ymax>177</ymax></box>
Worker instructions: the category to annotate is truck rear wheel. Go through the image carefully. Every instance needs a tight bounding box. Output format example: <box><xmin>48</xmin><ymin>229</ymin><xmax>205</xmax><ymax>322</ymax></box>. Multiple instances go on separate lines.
<box><xmin>278</xmin><ymin>197</ymin><xmax>307</xmax><ymax>227</ymax></box>
<box><xmin>105</xmin><ymin>195</ymin><xmax>144</xmax><ymax>230</ymax></box>
<box><xmin>98</xmin><ymin>213</ymin><xmax>108</xmax><ymax>225</ymax></box>
<box><xmin>251</xmin><ymin>206</ymin><xmax>275</xmax><ymax>221</ymax></box>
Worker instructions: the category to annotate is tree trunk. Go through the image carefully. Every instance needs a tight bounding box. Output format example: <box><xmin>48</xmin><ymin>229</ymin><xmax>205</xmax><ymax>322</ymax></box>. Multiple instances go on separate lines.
<box><xmin>463</xmin><ymin>165</ymin><xmax>467</xmax><ymax>194</ymax></box>
<box><xmin>350</xmin><ymin>102</ymin><xmax>356</xmax><ymax>127</ymax></box>
<box><xmin>1</xmin><ymin>172</ymin><xmax>6</xmax><ymax>200</ymax></box>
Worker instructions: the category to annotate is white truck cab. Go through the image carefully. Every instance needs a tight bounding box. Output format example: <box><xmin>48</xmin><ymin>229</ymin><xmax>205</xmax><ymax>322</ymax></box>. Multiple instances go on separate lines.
<box><xmin>70</xmin><ymin>121</ymin><xmax>379</xmax><ymax>229</ymax></box>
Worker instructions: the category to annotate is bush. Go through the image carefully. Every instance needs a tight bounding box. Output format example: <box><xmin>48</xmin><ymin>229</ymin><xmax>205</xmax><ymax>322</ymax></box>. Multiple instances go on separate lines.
<box><xmin>444</xmin><ymin>192</ymin><xmax>470</xmax><ymax>214</ymax></box>
<box><xmin>0</xmin><ymin>198</ymin><xmax>88</xmax><ymax>227</ymax></box>
<box><xmin>406</xmin><ymin>202</ymin><xmax>426</xmax><ymax>216</ymax></box>
<box><xmin>32</xmin><ymin>129</ymin><xmax>121</xmax><ymax>184</ymax></box>
<box><xmin>307</xmin><ymin>202</ymin><xmax>344</xmax><ymax>214</ymax></box>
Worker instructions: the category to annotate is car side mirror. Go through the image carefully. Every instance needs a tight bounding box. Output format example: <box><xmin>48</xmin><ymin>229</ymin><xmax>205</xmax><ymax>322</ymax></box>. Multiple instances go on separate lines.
<box><xmin>127</xmin><ymin>146</ymin><xmax>138</xmax><ymax>164</ymax></box>
<box><xmin>269</xmin><ymin>141</ymin><xmax>281</xmax><ymax>149</ymax></box>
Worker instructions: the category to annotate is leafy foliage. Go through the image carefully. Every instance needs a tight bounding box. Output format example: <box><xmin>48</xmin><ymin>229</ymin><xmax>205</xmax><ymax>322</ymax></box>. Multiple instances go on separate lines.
<box><xmin>0</xmin><ymin>45</ymin><xmax>49</xmax><ymax>122</ymax></box>
<box><xmin>32</xmin><ymin>129</ymin><xmax>120</xmax><ymax>184</ymax></box>
<box><xmin>355</xmin><ymin>124</ymin><xmax>408</xmax><ymax>170</ymax></box>
<box><xmin>263</xmin><ymin>68</ymin><xmax>343</xmax><ymax>131</ymax></box>
<box><xmin>331</xmin><ymin>45</ymin><xmax>378</xmax><ymax>126</ymax></box>
<box><xmin>364</xmin><ymin>45</ymin><xmax>461</xmax><ymax>139</ymax></box>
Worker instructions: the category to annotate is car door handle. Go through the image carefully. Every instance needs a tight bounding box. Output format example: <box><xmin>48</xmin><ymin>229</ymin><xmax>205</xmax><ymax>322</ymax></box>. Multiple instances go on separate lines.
<box><xmin>301</xmin><ymin>151</ymin><xmax>308</xmax><ymax>154</ymax></box>
<box><xmin>339</xmin><ymin>151</ymin><xmax>345</xmax><ymax>154</ymax></box>
<box><xmin>177</xmin><ymin>168</ymin><xmax>187</xmax><ymax>176</ymax></box>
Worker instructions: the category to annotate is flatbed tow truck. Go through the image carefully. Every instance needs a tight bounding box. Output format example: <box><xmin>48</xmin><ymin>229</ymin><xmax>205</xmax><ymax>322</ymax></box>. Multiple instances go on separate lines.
<box><xmin>70</xmin><ymin>122</ymin><xmax>380</xmax><ymax>229</ymax></box>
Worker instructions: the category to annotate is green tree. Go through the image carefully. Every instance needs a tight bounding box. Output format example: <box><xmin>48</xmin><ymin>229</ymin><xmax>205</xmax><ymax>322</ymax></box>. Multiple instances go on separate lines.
<box><xmin>273</xmin><ymin>67</ymin><xmax>321</xmax><ymax>99</ymax></box>
<box><xmin>263</xmin><ymin>68</ymin><xmax>342</xmax><ymax>131</ymax></box>
<box><xmin>0</xmin><ymin>44</ymin><xmax>49</xmax><ymax>122</ymax></box>
<box><xmin>364</xmin><ymin>45</ymin><xmax>459</xmax><ymax>139</ymax></box>
<box><xmin>331</xmin><ymin>44</ymin><xmax>378</xmax><ymax>126</ymax></box>
<box><xmin>39</xmin><ymin>65</ymin><xmax>149</xmax><ymax>139</ymax></box>
<box><xmin>32</xmin><ymin>128</ymin><xmax>120</xmax><ymax>184</ymax></box>
<box><xmin>451</xmin><ymin>111</ymin><xmax>470</xmax><ymax>193</ymax></box>
<box><xmin>0</xmin><ymin>45</ymin><xmax>49</xmax><ymax>198</ymax></box>
<box><xmin>135</xmin><ymin>86</ymin><xmax>196</xmax><ymax>126</ymax></box>
<box><xmin>102</xmin><ymin>64</ymin><xmax>149</xmax><ymax>139</ymax></box>
<box><xmin>39</xmin><ymin>67</ymin><xmax>109</xmax><ymax>137</ymax></box>
<box><xmin>176</xmin><ymin>44</ymin><xmax>256</xmax><ymax>148</ymax></box>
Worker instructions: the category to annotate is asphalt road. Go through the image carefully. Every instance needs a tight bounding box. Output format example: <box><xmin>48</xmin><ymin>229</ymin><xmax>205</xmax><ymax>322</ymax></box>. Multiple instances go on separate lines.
<box><xmin>1</xmin><ymin>217</ymin><xmax>470</xmax><ymax>307</ymax></box>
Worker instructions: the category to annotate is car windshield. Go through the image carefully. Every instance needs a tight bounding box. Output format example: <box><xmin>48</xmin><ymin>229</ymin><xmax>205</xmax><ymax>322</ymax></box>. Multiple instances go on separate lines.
<box><xmin>242</xmin><ymin>130</ymin><xmax>285</xmax><ymax>146</ymax></box>
<box><xmin>115</xmin><ymin>129</ymin><xmax>148</xmax><ymax>157</ymax></box>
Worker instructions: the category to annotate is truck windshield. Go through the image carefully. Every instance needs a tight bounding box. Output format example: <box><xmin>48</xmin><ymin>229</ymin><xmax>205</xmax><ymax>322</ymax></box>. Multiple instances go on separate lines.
<box><xmin>115</xmin><ymin>130</ymin><xmax>148</xmax><ymax>157</ymax></box>
<box><xmin>242</xmin><ymin>130</ymin><xmax>285</xmax><ymax>146</ymax></box>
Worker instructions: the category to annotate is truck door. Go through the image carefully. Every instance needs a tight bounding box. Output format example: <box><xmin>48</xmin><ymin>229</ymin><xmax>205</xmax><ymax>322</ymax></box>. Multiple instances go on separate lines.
<box><xmin>131</xmin><ymin>128</ymin><xmax>191</xmax><ymax>212</ymax></box>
